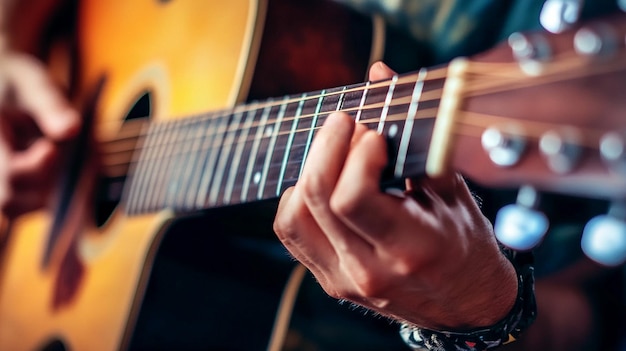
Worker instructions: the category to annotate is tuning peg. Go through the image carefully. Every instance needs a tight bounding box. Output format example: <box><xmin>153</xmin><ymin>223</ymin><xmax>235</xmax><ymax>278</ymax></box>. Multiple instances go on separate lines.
<box><xmin>508</xmin><ymin>32</ymin><xmax>552</xmax><ymax>76</ymax></box>
<box><xmin>600</xmin><ymin>132</ymin><xmax>626</xmax><ymax>175</ymax></box>
<box><xmin>574</xmin><ymin>23</ymin><xmax>619</xmax><ymax>58</ymax></box>
<box><xmin>582</xmin><ymin>201</ymin><xmax>626</xmax><ymax>266</ymax></box>
<box><xmin>539</xmin><ymin>129</ymin><xmax>581</xmax><ymax>174</ymax></box>
<box><xmin>619</xmin><ymin>0</ymin><xmax>626</xmax><ymax>12</ymax></box>
<box><xmin>540</xmin><ymin>0</ymin><xmax>583</xmax><ymax>33</ymax></box>
<box><xmin>494</xmin><ymin>186</ymin><xmax>549</xmax><ymax>251</ymax></box>
<box><xmin>481</xmin><ymin>126</ymin><xmax>527</xmax><ymax>167</ymax></box>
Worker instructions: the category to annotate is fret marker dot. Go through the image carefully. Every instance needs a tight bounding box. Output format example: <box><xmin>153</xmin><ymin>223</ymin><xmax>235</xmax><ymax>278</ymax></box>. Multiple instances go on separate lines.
<box><xmin>265</xmin><ymin>126</ymin><xmax>273</xmax><ymax>137</ymax></box>
<box><xmin>253</xmin><ymin>171</ymin><xmax>261</xmax><ymax>185</ymax></box>
<box><xmin>388</xmin><ymin>124</ymin><xmax>398</xmax><ymax>138</ymax></box>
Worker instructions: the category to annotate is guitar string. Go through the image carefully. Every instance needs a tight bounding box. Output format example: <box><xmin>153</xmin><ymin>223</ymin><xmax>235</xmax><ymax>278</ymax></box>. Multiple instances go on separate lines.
<box><xmin>97</xmin><ymin>51</ymin><xmax>626</xmax><ymax>179</ymax></box>
<box><xmin>95</xmin><ymin>44</ymin><xmax>624</xmax><ymax>146</ymax></box>
<box><xmin>92</xmin><ymin>65</ymin><xmax>449</xmax><ymax>131</ymax></box>
<box><xmin>99</xmin><ymin>48</ymin><xmax>626</xmax><ymax>151</ymax></box>
<box><xmin>96</xmin><ymin>78</ymin><xmax>443</xmax><ymax>163</ymax></box>
<box><xmin>98</xmin><ymin>108</ymin><xmax>440</xmax><ymax>172</ymax></box>
<box><xmin>99</xmin><ymin>90</ymin><xmax>621</xmax><ymax>181</ymax></box>
<box><xmin>97</xmin><ymin>82</ymin><xmax>444</xmax><ymax>148</ymax></box>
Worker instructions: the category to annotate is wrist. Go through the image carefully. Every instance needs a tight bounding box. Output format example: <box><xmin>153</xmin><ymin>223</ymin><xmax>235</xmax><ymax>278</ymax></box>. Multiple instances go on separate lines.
<box><xmin>429</xmin><ymin>244</ymin><xmax>518</xmax><ymax>330</ymax></box>
<box><xmin>400</xmin><ymin>248</ymin><xmax>537</xmax><ymax>351</ymax></box>
<box><xmin>462</xmin><ymin>249</ymin><xmax>519</xmax><ymax>328</ymax></box>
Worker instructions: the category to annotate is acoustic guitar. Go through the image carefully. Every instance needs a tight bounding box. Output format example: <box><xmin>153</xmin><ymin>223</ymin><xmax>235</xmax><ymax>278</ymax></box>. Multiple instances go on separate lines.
<box><xmin>0</xmin><ymin>0</ymin><xmax>384</xmax><ymax>350</ymax></box>
<box><xmin>1</xmin><ymin>1</ymin><xmax>626</xmax><ymax>351</ymax></box>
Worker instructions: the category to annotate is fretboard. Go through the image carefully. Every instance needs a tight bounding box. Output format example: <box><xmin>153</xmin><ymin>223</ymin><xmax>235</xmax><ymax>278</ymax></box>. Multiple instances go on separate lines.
<box><xmin>122</xmin><ymin>68</ymin><xmax>444</xmax><ymax>215</ymax></box>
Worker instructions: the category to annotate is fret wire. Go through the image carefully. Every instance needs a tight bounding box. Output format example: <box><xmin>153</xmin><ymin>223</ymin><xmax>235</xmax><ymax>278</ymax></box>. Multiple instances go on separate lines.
<box><xmin>141</xmin><ymin>119</ymin><xmax>171</xmax><ymax>212</ymax></box>
<box><xmin>378</xmin><ymin>74</ymin><xmax>398</xmax><ymax>134</ymax></box>
<box><xmin>395</xmin><ymin>68</ymin><xmax>427</xmax><ymax>178</ymax></box>
<box><xmin>107</xmin><ymin>46</ymin><xmax>624</xmax><ymax>216</ymax></box>
<box><xmin>196</xmin><ymin>111</ymin><xmax>231</xmax><ymax>208</ymax></box>
<box><xmin>114</xmin><ymin>69</ymin><xmax>455</xmax><ymax>215</ymax></box>
<box><xmin>133</xmin><ymin>121</ymin><xmax>169</xmax><ymax>214</ymax></box>
<box><xmin>107</xmin><ymin>50</ymin><xmax>626</xmax><ymax>163</ymax></box>
<box><xmin>173</xmin><ymin>116</ymin><xmax>204</xmax><ymax>209</ymax></box>
<box><xmin>208</xmin><ymin>110</ymin><xmax>245</xmax><ymax>206</ymax></box>
<box><xmin>276</xmin><ymin>94</ymin><xmax>306</xmax><ymax>196</ymax></box>
<box><xmin>110</xmin><ymin>106</ymin><xmax>439</xmax><ymax>174</ymax></box>
<box><xmin>124</xmin><ymin>121</ymin><xmax>155</xmax><ymax>214</ymax></box>
<box><xmin>173</xmin><ymin>117</ymin><xmax>206</xmax><ymax>210</ymax></box>
<box><xmin>240</xmin><ymin>99</ymin><xmax>273</xmax><ymax>202</ymax></box>
<box><xmin>355</xmin><ymin>81</ymin><xmax>369</xmax><ymax>122</ymax></box>
<box><xmin>163</xmin><ymin>118</ymin><xmax>195</xmax><ymax>209</ymax></box>
<box><xmin>184</xmin><ymin>114</ymin><xmax>216</xmax><ymax>210</ymax></box>
<box><xmin>149</xmin><ymin>118</ymin><xmax>185</xmax><ymax>211</ymax></box>
<box><xmin>94</xmin><ymin>66</ymin><xmax>449</xmax><ymax>132</ymax></box>
<box><xmin>103</xmin><ymin>88</ymin><xmax>443</xmax><ymax>157</ymax></box>
<box><xmin>223</xmin><ymin>106</ymin><xmax>258</xmax><ymax>204</ymax></box>
<box><xmin>298</xmin><ymin>90</ymin><xmax>326</xmax><ymax>178</ymax></box>
<box><xmin>336</xmin><ymin>86</ymin><xmax>347</xmax><ymax>111</ymax></box>
<box><xmin>258</xmin><ymin>96</ymin><xmax>288</xmax><ymax>200</ymax></box>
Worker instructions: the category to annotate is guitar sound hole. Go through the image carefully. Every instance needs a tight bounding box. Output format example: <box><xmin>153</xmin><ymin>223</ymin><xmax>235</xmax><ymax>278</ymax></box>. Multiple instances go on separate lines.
<box><xmin>125</xmin><ymin>91</ymin><xmax>152</xmax><ymax>120</ymax></box>
<box><xmin>95</xmin><ymin>91</ymin><xmax>153</xmax><ymax>227</ymax></box>
<box><xmin>40</xmin><ymin>339</ymin><xmax>66</xmax><ymax>351</ymax></box>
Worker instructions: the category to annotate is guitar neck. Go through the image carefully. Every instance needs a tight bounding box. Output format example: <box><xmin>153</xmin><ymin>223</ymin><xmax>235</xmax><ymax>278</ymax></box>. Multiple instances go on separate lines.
<box><xmin>116</xmin><ymin>67</ymin><xmax>445</xmax><ymax>215</ymax></box>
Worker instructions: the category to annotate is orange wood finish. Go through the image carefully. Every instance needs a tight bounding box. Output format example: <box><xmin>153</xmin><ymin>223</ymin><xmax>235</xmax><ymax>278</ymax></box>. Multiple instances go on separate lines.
<box><xmin>0</xmin><ymin>1</ymin><xmax>262</xmax><ymax>350</ymax></box>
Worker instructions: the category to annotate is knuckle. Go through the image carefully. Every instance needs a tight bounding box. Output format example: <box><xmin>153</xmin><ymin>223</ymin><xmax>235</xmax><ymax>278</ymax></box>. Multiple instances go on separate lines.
<box><xmin>341</xmin><ymin>261</ymin><xmax>387</xmax><ymax>298</ymax></box>
<box><xmin>329</xmin><ymin>190</ymin><xmax>362</xmax><ymax>219</ymax></box>
<box><xmin>353</xmin><ymin>276</ymin><xmax>386</xmax><ymax>298</ymax></box>
<box><xmin>389</xmin><ymin>254</ymin><xmax>420</xmax><ymax>277</ymax></box>
<box><xmin>323</xmin><ymin>286</ymin><xmax>344</xmax><ymax>300</ymax></box>
<box><xmin>272</xmin><ymin>214</ymin><xmax>297</xmax><ymax>240</ymax></box>
<box><xmin>300</xmin><ymin>174</ymin><xmax>329</xmax><ymax>206</ymax></box>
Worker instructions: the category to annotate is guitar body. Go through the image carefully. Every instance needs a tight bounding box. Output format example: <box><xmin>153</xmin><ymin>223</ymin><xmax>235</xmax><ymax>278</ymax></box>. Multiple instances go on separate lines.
<box><xmin>0</xmin><ymin>1</ymin><xmax>378</xmax><ymax>350</ymax></box>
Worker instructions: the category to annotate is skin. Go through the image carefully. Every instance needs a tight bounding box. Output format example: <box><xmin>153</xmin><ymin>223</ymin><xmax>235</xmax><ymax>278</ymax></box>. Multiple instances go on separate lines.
<box><xmin>0</xmin><ymin>51</ymin><xmax>80</xmax><ymax>218</ymax></box>
<box><xmin>0</xmin><ymin>0</ymin><xmax>79</xmax><ymax>220</ymax></box>
<box><xmin>273</xmin><ymin>61</ymin><xmax>518</xmax><ymax>331</ymax></box>
<box><xmin>275</xmin><ymin>62</ymin><xmax>600</xmax><ymax>350</ymax></box>
<box><xmin>0</xmin><ymin>2</ymin><xmax>604</xmax><ymax>347</ymax></box>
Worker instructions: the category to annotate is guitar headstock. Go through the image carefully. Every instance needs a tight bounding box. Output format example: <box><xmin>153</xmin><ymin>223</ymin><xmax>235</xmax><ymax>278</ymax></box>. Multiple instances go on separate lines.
<box><xmin>435</xmin><ymin>14</ymin><xmax>626</xmax><ymax>265</ymax></box>
<box><xmin>444</xmin><ymin>14</ymin><xmax>626</xmax><ymax>200</ymax></box>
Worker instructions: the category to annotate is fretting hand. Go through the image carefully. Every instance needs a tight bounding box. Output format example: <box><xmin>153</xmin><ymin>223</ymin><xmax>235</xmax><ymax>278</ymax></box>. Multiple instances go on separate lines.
<box><xmin>273</xmin><ymin>61</ymin><xmax>518</xmax><ymax>331</ymax></box>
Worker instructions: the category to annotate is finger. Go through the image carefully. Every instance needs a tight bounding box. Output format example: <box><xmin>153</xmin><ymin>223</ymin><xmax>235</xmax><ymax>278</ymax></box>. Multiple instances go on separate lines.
<box><xmin>330</xmin><ymin>129</ymin><xmax>441</xmax><ymax>258</ymax></box>
<box><xmin>2</xmin><ymin>53</ymin><xmax>80</xmax><ymax>141</ymax></box>
<box><xmin>368</xmin><ymin>61</ymin><xmax>397</xmax><ymax>81</ymax></box>
<box><xmin>274</xmin><ymin>186</ymin><xmax>337</xmax><ymax>273</ymax></box>
<box><xmin>407</xmin><ymin>173</ymin><xmax>463</xmax><ymax>205</ymax></box>
<box><xmin>300</xmin><ymin>112</ymin><xmax>372</xmax><ymax>255</ymax></box>
<box><xmin>350</xmin><ymin>120</ymin><xmax>369</xmax><ymax>147</ymax></box>
<box><xmin>8</xmin><ymin>138</ymin><xmax>59</xmax><ymax>184</ymax></box>
<box><xmin>331</xmin><ymin>130</ymin><xmax>403</xmax><ymax>241</ymax></box>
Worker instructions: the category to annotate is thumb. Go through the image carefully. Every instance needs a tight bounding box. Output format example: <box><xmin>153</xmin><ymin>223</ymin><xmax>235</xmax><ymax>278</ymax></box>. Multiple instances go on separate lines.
<box><xmin>368</xmin><ymin>61</ymin><xmax>397</xmax><ymax>81</ymax></box>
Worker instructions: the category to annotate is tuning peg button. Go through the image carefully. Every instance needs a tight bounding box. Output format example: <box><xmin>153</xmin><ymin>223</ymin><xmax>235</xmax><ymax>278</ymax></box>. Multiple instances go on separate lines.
<box><xmin>539</xmin><ymin>129</ymin><xmax>581</xmax><ymax>174</ymax></box>
<box><xmin>582</xmin><ymin>202</ymin><xmax>626</xmax><ymax>266</ymax></box>
<box><xmin>495</xmin><ymin>186</ymin><xmax>549</xmax><ymax>251</ymax></box>
<box><xmin>540</xmin><ymin>0</ymin><xmax>583</xmax><ymax>33</ymax></box>
<box><xmin>574</xmin><ymin>24</ymin><xmax>619</xmax><ymax>58</ymax></box>
<box><xmin>600</xmin><ymin>132</ymin><xmax>626</xmax><ymax>175</ymax></box>
<box><xmin>508</xmin><ymin>32</ymin><xmax>552</xmax><ymax>76</ymax></box>
<box><xmin>481</xmin><ymin>127</ymin><xmax>526</xmax><ymax>167</ymax></box>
